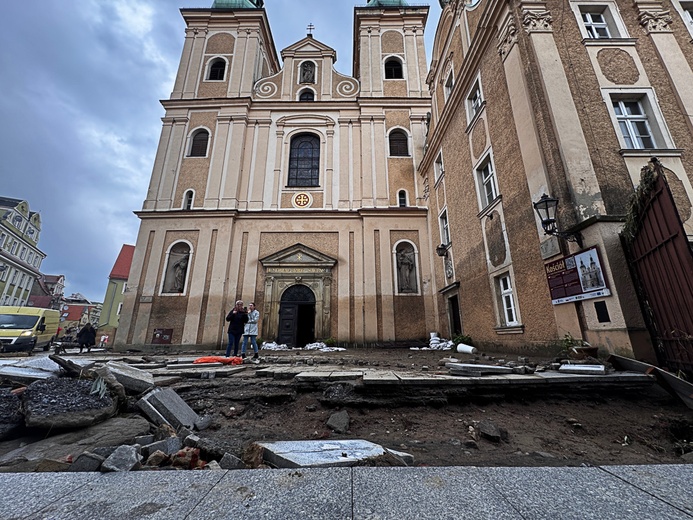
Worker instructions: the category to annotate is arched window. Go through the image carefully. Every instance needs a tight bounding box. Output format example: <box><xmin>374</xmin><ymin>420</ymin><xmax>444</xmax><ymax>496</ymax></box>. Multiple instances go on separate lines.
<box><xmin>300</xmin><ymin>61</ymin><xmax>316</xmax><ymax>83</ymax></box>
<box><xmin>389</xmin><ymin>130</ymin><xmax>409</xmax><ymax>156</ymax></box>
<box><xmin>189</xmin><ymin>129</ymin><xmax>209</xmax><ymax>157</ymax></box>
<box><xmin>183</xmin><ymin>190</ymin><xmax>194</xmax><ymax>210</ymax></box>
<box><xmin>162</xmin><ymin>242</ymin><xmax>191</xmax><ymax>294</ymax></box>
<box><xmin>299</xmin><ymin>89</ymin><xmax>315</xmax><ymax>102</ymax></box>
<box><xmin>208</xmin><ymin>59</ymin><xmax>226</xmax><ymax>81</ymax></box>
<box><xmin>288</xmin><ymin>133</ymin><xmax>320</xmax><ymax>187</ymax></box>
<box><xmin>398</xmin><ymin>190</ymin><xmax>407</xmax><ymax>207</ymax></box>
<box><xmin>384</xmin><ymin>58</ymin><xmax>403</xmax><ymax>79</ymax></box>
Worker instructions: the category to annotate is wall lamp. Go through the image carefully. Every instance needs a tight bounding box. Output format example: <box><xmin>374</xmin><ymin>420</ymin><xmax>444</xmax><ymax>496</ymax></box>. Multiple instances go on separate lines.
<box><xmin>435</xmin><ymin>243</ymin><xmax>449</xmax><ymax>257</ymax></box>
<box><xmin>533</xmin><ymin>194</ymin><xmax>584</xmax><ymax>249</ymax></box>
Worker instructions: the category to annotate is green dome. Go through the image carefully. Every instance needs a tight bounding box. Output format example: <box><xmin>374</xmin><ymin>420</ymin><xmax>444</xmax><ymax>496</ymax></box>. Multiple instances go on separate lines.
<box><xmin>366</xmin><ymin>0</ymin><xmax>409</xmax><ymax>6</ymax></box>
<box><xmin>212</xmin><ymin>0</ymin><xmax>263</xmax><ymax>8</ymax></box>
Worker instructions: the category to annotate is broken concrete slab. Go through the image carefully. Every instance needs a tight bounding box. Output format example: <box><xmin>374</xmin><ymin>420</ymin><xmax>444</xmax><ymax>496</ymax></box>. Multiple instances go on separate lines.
<box><xmin>166</xmin><ymin>363</ymin><xmax>224</xmax><ymax>370</ymax></box>
<box><xmin>105</xmin><ymin>361</ymin><xmax>155</xmax><ymax>393</ymax></box>
<box><xmin>142</xmin><ymin>436</ymin><xmax>183</xmax><ymax>459</ymax></box>
<box><xmin>219</xmin><ymin>452</ymin><xmax>245</xmax><ymax>470</ymax></box>
<box><xmin>138</xmin><ymin>387</ymin><xmax>200</xmax><ymax>430</ymax></box>
<box><xmin>256</xmin><ymin>439</ymin><xmax>413</xmax><ymax>468</ymax></box>
<box><xmin>22</xmin><ymin>378</ymin><xmax>118</xmax><ymax>430</ymax></box>
<box><xmin>362</xmin><ymin>371</ymin><xmax>400</xmax><ymax>384</ymax></box>
<box><xmin>559</xmin><ymin>364</ymin><xmax>606</xmax><ymax>375</ymax></box>
<box><xmin>446</xmin><ymin>363</ymin><xmax>514</xmax><ymax>375</ymax></box>
<box><xmin>0</xmin><ymin>415</ymin><xmax>150</xmax><ymax>469</ymax></box>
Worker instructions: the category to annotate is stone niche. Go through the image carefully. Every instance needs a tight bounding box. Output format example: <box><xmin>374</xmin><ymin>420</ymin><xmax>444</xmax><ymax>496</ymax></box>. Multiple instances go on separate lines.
<box><xmin>260</xmin><ymin>243</ymin><xmax>337</xmax><ymax>342</ymax></box>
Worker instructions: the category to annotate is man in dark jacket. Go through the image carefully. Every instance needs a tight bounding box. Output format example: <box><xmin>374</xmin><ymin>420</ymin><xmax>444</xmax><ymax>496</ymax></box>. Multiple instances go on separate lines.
<box><xmin>77</xmin><ymin>323</ymin><xmax>96</xmax><ymax>354</ymax></box>
<box><xmin>225</xmin><ymin>300</ymin><xmax>248</xmax><ymax>357</ymax></box>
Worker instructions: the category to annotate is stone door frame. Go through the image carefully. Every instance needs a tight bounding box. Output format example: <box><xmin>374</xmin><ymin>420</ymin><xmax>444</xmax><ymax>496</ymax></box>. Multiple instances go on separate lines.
<box><xmin>260</xmin><ymin>243</ymin><xmax>336</xmax><ymax>343</ymax></box>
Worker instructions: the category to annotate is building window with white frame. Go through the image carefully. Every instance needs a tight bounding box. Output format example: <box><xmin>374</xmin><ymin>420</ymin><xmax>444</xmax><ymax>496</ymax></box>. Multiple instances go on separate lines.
<box><xmin>496</xmin><ymin>273</ymin><xmax>519</xmax><ymax>326</ymax></box>
<box><xmin>183</xmin><ymin>190</ymin><xmax>194</xmax><ymax>210</ymax></box>
<box><xmin>398</xmin><ymin>190</ymin><xmax>407</xmax><ymax>207</ymax></box>
<box><xmin>467</xmin><ymin>80</ymin><xmax>483</xmax><ymax>121</ymax></box>
<box><xmin>476</xmin><ymin>155</ymin><xmax>499</xmax><ymax>209</ymax></box>
<box><xmin>683</xmin><ymin>2</ymin><xmax>693</xmax><ymax>25</ymax></box>
<box><xmin>444</xmin><ymin>72</ymin><xmax>454</xmax><ymax>100</ymax></box>
<box><xmin>117</xmin><ymin>302</ymin><xmax>123</xmax><ymax>315</ymax></box>
<box><xmin>575</xmin><ymin>3</ymin><xmax>629</xmax><ymax>39</ymax></box>
<box><xmin>434</xmin><ymin>152</ymin><xmax>444</xmax><ymax>182</ymax></box>
<box><xmin>439</xmin><ymin>209</ymin><xmax>451</xmax><ymax>246</ymax></box>
<box><xmin>207</xmin><ymin>58</ymin><xmax>226</xmax><ymax>81</ymax></box>
<box><xmin>188</xmin><ymin>129</ymin><xmax>210</xmax><ymax>157</ymax></box>
<box><xmin>612</xmin><ymin>98</ymin><xmax>656</xmax><ymax>149</ymax></box>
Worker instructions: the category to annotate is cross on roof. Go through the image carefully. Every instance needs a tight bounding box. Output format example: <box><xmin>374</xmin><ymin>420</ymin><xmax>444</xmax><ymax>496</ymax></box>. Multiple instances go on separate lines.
<box><xmin>307</xmin><ymin>23</ymin><xmax>315</xmax><ymax>36</ymax></box>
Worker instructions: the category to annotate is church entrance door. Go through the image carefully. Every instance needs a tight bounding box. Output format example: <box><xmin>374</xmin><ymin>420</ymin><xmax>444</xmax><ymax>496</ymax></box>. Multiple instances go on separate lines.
<box><xmin>277</xmin><ymin>284</ymin><xmax>316</xmax><ymax>348</ymax></box>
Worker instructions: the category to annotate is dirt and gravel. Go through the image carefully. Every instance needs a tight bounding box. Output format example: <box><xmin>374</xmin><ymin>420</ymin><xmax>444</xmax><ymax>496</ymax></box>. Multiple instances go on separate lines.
<box><xmin>168</xmin><ymin>347</ymin><xmax>693</xmax><ymax>468</ymax></box>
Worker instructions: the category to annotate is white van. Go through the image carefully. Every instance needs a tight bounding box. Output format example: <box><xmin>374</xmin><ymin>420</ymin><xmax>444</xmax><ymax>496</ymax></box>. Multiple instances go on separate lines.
<box><xmin>0</xmin><ymin>307</ymin><xmax>61</xmax><ymax>353</ymax></box>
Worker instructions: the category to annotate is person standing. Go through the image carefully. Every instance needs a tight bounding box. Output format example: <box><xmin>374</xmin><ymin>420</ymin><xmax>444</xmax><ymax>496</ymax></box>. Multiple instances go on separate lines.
<box><xmin>240</xmin><ymin>302</ymin><xmax>260</xmax><ymax>360</ymax></box>
<box><xmin>77</xmin><ymin>323</ymin><xmax>96</xmax><ymax>354</ymax></box>
<box><xmin>225</xmin><ymin>300</ymin><xmax>247</xmax><ymax>357</ymax></box>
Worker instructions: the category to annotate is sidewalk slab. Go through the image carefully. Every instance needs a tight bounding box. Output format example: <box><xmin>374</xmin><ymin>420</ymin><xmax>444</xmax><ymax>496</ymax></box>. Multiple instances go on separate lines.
<box><xmin>23</xmin><ymin>471</ymin><xmax>225</xmax><ymax>520</ymax></box>
<box><xmin>189</xmin><ymin>468</ymin><xmax>352</xmax><ymax>520</ymax></box>
<box><xmin>352</xmin><ymin>467</ymin><xmax>521</xmax><ymax>519</ymax></box>
<box><xmin>603</xmin><ymin>464</ymin><xmax>693</xmax><ymax>516</ymax></box>
<box><xmin>362</xmin><ymin>371</ymin><xmax>400</xmax><ymax>384</ymax></box>
<box><xmin>0</xmin><ymin>473</ymin><xmax>97</xmax><ymax>519</ymax></box>
<box><xmin>478</xmin><ymin>466</ymin><xmax>689</xmax><ymax>520</ymax></box>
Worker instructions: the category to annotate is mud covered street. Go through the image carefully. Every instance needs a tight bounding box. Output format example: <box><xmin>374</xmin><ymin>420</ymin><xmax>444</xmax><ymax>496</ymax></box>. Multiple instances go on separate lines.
<box><xmin>170</xmin><ymin>348</ymin><xmax>693</xmax><ymax>468</ymax></box>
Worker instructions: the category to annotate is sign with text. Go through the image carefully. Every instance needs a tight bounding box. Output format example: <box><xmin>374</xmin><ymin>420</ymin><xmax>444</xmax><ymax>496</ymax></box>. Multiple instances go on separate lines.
<box><xmin>545</xmin><ymin>247</ymin><xmax>610</xmax><ymax>305</ymax></box>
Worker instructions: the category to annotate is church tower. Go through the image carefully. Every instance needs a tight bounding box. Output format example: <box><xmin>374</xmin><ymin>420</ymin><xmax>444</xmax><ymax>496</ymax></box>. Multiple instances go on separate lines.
<box><xmin>354</xmin><ymin>0</ymin><xmax>429</xmax><ymax>98</ymax></box>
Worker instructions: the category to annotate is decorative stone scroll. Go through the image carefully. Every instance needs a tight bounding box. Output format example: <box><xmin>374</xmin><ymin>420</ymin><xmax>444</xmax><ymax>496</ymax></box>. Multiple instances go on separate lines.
<box><xmin>497</xmin><ymin>15</ymin><xmax>518</xmax><ymax>61</ymax></box>
<box><xmin>522</xmin><ymin>10</ymin><xmax>553</xmax><ymax>33</ymax></box>
<box><xmin>638</xmin><ymin>10</ymin><xmax>673</xmax><ymax>33</ymax></box>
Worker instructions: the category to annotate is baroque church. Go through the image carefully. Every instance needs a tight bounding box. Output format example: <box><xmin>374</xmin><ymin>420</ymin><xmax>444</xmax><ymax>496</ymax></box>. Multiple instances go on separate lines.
<box><xmin>117</xmin><ymin>0</ymin><xmax>693</xmax><ymax>363</ymax></box>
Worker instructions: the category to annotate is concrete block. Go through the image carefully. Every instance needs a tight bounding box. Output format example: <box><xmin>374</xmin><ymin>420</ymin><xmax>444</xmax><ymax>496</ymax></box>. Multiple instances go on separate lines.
<box><xmin>142</xmin><ymin>437</ymin><xmax>183</xmax><ymax>458</ymax></box>
<box><xmin>559</xmin><ymin>364</ymin><xmax>606</xmax><ymax>375</ymax></box>
<box><xmin>140</xmin><ymin>388</ymin><xmax>200</xmax><ymax>430</ymax></box>
<box><xmin>105</xmin><ymin>361</ymin><xmax>155</xmax><ymax>393</ymax></box>
<box><xmin>101</xmin><ymin>445</ymin><xmax>142</xmax><ymax>472</ymax></box>
<box><xmin>219</xmin><ymin>452</ymin><xmax>245</xmax><ymax>470</ymax></box>
<box><xmin>69</xmin><ymin>452</ymin><xmax>105</xmax><ymax>472</ymax></box>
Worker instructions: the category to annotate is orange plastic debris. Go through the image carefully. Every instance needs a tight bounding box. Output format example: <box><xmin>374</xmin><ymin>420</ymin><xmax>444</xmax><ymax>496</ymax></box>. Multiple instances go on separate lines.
<box><xmin>193</xmin><ymin>356</ymin><xmax>243</xmax><ymax>365</ymax></box>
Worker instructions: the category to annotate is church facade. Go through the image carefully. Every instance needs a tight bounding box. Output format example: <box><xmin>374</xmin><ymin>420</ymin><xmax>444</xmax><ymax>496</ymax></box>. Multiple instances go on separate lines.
<box><xmin>116</xmin><ymin>0</ymin><xmax>436</xmax><ymax>349</ymax></box>
<box><xmin>117</xmin><ymin>0</ymin><xmax>693</xmax><ymax>360</ymax></box>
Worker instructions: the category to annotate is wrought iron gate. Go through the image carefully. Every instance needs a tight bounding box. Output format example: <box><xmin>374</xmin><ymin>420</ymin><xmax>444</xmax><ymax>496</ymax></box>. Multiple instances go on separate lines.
<box><xmin>623</xmin><ymin>160</ymin><xmax>693</xmax><ymax>376</ymax></box>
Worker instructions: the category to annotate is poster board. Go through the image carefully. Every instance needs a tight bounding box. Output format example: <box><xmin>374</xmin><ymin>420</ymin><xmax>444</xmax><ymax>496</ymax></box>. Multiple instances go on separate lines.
<box><xmin>545</xmin><ymin>247</ymin><xmax>610</xmax><ymax>305</ymax></box>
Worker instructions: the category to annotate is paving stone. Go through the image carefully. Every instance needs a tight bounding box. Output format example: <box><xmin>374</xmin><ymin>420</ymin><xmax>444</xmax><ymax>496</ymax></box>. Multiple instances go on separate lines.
<box><xmin>362</xmin><ymin>371</ymin><xmax>400</xmax><ymax>384</ymax></box>
<box><xmin>353</xmin><ymin>467</ymin><xmax>521</xmax><ymax>519</ymax></box>
<box><xmin>328</xmin><ymin>371</ymin><xmax>363</xmax><ymax>380</ymax></box>
<box><xmin>101</xmin><ymin>445</ymin><xmax>142</xmax><ymax>472</ymax></box>
<box><xmin>558</xmin><ymin>364</ymin><xmax>606</xmax><ymax>375</ymax></box>
<box><xmin>478</xmin><ymin>466</ymin><xmax>688</xmax><ymax>519</ymax></box>
<box><xmin>445</xmin><ymin>363</ymin><xmax>514</xmax><ymax>374</ymax></box>
<box><xmin>69</xmin><ymin>452</ymin><xmax>105</xmax><ymax>472</ymax></box>
<box><xmin>142</xmin><ymin>437</ymin><xmax>183</xmax><ymax>458</ymax></box>
<box><xmin>0</xmin><ymin>473</ymin><xmax>98</xmax><ymax>518</ymax></box>
<box><xmin>219</xmin><ymin>452</ymin><xmax>244</xmax><ymax>470</ymax></box>
<box><xmin>189</xmin><ymin>468</ymin><xmax>351</xmax><ymax>520</ymax></box>
<box><xmin>294</xmin><ymin>371</ymin><xmax>333</xmax><ymax>382</ymax></box>
<box><xmin>166</xmin><ymin>363</ymin><xmax>224</xmax><ymax>370</ymax></box>
<box><xmin>24</xmin><ymin>471</ymin><xmax>225</xmax><ymax>519</ymax></box>
<box><xmin>603</xmin><ymin>464</ymin><xmax>693</xmax><ymax>516</ymax></box>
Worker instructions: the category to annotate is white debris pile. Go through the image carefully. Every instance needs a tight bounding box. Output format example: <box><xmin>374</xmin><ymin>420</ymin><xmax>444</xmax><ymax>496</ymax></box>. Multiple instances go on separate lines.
<box><xmin>304</xmin><ymin>342</ymin><xmax>346</xmax><ymax>352</ymax></box>
<box><xmin>410</xmin><ymin>333</ymin><xmax>454</xmax><ymax>351</ymax></box>
<box><xmin>261</xmin><ymin>342</ymin><xmax>290</xmax><ymax>351</ymax></box>
<box><xmin>261</xmin><ymin>341</ymin><xmax>346</xmax><ymax>353</ymax></box>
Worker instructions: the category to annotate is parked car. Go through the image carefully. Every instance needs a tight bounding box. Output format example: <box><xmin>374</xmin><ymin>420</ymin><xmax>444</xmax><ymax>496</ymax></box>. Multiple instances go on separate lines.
<box><xmin>0</xmin><ymin>306</ymin><xmax>60</xmax><ymax>353</ymax></box>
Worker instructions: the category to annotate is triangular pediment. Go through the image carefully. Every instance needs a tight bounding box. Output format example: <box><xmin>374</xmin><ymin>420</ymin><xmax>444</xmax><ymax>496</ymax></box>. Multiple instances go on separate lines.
<box><xmin>281</xmin><ymin>36</ymin><xmax>337</xmax><ymax>60</ymax></box>
<box><xmin>260</xmin><ymin>243</ymin><xmax>336</xmax><ymax>268</ymax></box>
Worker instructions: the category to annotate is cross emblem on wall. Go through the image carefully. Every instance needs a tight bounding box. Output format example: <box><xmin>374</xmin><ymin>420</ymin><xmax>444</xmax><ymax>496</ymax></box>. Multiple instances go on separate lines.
<box><xmin>293</xmin><ymin>193</ymin><xmax>311</xmax><ymax>208</ymax></box>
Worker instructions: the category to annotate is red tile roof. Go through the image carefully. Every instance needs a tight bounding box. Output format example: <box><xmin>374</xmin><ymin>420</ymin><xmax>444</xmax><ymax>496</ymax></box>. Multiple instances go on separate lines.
<box><xmin>109</xmin><ymin>245</ymin><xmax>135</xmax><ymax>280</ymax></box>
<box><xmin>61</xmin><ymin>304</ymin><xmax>96</xmax><ymax>322</ymax></box>
<box><xmin>28</xmin><ymin>295</ymin><xmax>53</xmax><ymax>308</ymax></box>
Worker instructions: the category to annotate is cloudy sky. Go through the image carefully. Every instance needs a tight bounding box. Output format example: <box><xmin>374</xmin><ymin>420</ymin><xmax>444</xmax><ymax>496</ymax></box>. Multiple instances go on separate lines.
<box><xmin>0</xmin><ymin>0</ymin><xmax>442</xmax><ymax>302</ymax></box>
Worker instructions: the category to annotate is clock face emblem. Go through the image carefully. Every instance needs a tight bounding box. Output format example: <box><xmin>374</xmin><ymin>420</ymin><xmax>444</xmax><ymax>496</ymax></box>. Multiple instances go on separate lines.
<box><xmin>292</xmin><ymin>192</ymin><xmax>313</xmax><ymax>209</ymax></box>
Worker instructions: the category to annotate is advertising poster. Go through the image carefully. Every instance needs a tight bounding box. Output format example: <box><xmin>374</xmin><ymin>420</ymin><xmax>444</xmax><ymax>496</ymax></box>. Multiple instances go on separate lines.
<box><xmin>545</xmin><ymin>247</ymin><xmax>610</xmax><ymax>305</ymax></box>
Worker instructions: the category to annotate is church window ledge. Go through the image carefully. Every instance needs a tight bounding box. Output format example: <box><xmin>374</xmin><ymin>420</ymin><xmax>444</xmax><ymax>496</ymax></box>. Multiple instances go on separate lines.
<box><xmin>619</xmin><ymin>148</ymin><xmax>682</xmax><ymax>158</ymax></box>
<box><xmin>582</xmin><ymin>37</ymin><xmax>637</xmax><ymax>47</ymax></box>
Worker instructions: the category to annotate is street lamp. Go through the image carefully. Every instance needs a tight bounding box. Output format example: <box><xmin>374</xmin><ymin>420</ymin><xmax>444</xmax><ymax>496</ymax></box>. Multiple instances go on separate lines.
<box><xmin>435</xmin><ymin>243</ymin><xmax>448</xmax><ymax>257</ymax></box>
<box><xmin>533</xmin><ymin>194</ymin><xmax>584</xmax><ymax>248</ymax></box>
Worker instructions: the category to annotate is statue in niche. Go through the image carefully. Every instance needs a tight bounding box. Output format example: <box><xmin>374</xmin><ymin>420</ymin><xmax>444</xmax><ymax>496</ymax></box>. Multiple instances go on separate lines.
<box><xmin>396</xmin><ymin>243</ymin><xmax>417</xmax><ymax>293</ymax></box>
<box><xmin>300</xmin><ymin>62</ymin><xmax>316</xmax><ymax>84</ymax></box>
<box><xmin>164</xmin><ymin>243</ymin><xmax>191</xmax><ymax>293</ymax></box>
